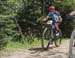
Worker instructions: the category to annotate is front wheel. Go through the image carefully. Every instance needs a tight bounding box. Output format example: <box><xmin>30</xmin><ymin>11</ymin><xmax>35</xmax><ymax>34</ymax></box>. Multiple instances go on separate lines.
<box><xmin>41</xmin><ymin>27</ymin><xmax>52</xmax><ymax>49</ymax></box>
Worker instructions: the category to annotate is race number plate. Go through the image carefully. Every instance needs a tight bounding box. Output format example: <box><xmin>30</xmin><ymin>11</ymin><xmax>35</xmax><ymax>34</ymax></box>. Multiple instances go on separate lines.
<box><xmin>47</xmin><ymin>20</ymin><xmax>53</xmax><ymax>24</ymax></box>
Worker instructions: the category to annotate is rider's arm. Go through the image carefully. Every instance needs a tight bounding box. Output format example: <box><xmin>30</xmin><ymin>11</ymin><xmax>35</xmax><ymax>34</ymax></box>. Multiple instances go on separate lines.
<box><xmin>43</xmin><ymin>13</ymin><xmax>51</xmax><ymax>21</ymax></box>
<box><xmin>43</xmin><ymin>16</ymin><xmax>49</xmax><ymax>21</ymax></box>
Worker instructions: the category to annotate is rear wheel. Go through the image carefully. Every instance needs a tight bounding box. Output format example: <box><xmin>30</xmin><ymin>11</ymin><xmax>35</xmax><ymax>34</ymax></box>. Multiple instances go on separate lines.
<box><xmin>54</xmin><ymin>30</ymin><xmax>62</xmax><ymax>47</ymax></box>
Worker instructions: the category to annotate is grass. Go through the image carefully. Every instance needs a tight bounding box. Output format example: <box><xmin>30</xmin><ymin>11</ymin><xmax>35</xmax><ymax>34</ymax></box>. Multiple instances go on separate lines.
<box><xmin>4</xmin><ymin>37</ymin><xmax>70</xmax><ymax>51</ymax></box>
<box><xmin>4</xmin><ymin>37</ymin><xmax>41</xmax><ymax>51</ymax></box>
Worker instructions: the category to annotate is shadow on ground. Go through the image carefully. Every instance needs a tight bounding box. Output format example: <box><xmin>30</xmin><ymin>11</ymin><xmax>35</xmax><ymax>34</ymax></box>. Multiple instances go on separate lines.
<box><xmin>28</xmin><ymin>46</ymin><xmax>68</xmax><ymax>57</ymax></box>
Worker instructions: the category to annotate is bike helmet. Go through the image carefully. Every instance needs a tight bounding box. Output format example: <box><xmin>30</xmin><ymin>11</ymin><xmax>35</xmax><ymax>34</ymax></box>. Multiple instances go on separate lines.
<box><xmin>48</xmin><ymin>6</ymin><xmax>55</xmax><ymax>12</ymax></box>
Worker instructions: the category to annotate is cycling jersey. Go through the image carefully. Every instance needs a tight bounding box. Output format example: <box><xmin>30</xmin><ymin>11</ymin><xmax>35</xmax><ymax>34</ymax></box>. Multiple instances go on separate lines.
<box><xmin>48</xmin><ymin>11</ymin><xmax>60</xmax><ymax>22</ymax></box>
<box><xmin>47</xmin><ymin>11</ymin><xmax>61</xmax><ymax>29</ymax></box>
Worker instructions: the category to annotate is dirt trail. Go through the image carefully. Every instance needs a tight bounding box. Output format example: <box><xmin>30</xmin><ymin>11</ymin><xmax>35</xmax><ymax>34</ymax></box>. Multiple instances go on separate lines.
<box><xmin>0</xmin><ymin>40</ymin><xmax>75</xmax><ymax>58</ymax></box>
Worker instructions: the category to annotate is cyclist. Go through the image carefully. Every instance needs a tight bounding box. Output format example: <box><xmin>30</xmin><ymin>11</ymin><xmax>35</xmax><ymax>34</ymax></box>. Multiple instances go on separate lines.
<box><xmin>43</xmin><ymin>5</ymin><xmax>62</xmax><ymax>37</ymax></box>
<box><xmin>68</xmin><ymin>10</ymin><xmax>75</xmax><ymax>47</ymax></box>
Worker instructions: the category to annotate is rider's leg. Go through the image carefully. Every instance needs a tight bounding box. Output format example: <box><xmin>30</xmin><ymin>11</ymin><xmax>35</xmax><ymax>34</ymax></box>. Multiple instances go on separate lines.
<box><xmin>55</xmin><ymin>23</ymin><xmax>62</xmax><ymax>37</ymax></box>
<box><xmin>55</xmin><ymin>23</ymin><xmax>60</xmax><ymax>31</ymax></box>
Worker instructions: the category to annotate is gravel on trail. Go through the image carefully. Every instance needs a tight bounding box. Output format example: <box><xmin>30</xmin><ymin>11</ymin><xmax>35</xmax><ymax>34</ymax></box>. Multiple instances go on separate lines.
<box><xmin>0</xmin><ymin>40</ymin><xmax>75</xmax><ymax>58</ymax></box>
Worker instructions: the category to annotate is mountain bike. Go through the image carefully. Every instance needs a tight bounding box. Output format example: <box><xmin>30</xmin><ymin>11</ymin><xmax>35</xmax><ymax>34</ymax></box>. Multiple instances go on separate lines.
<box><xmin>41</xmin><ymin>20</ymin><xmax>62</xmax><ymax>49</ymax></box>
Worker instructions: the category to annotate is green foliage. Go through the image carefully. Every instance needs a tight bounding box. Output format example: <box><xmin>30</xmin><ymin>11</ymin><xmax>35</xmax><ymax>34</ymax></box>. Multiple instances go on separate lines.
<box><xmin>17</xmin><ymin>0</ymin><xmax>42</xmax><ymax>21</ymax></box>
<box><xmin>0</xmin><ymin>0</ymin><xmax>21</xmax><ymax>49</ymax></box>
<box><xmin>0</xmin><ymin>0</ymin><xmax>75</xmax><ymax>50</ymax></box>
<box><xmin>5</xmin><ymin>37</ymin><xmax>41</xmax><ymax>51</ymax></box>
